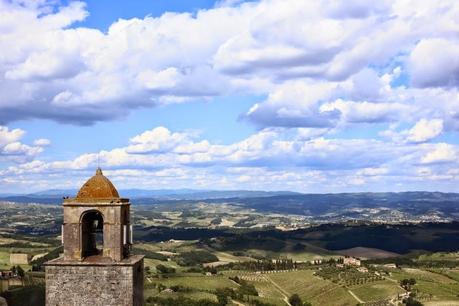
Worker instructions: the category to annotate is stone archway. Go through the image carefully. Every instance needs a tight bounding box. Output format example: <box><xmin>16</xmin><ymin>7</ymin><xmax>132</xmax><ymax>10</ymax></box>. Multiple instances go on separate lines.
<box><xmin>80</xmin><ymin>210</ymin><xmax>104</xmax><ymax>257</ymax></box>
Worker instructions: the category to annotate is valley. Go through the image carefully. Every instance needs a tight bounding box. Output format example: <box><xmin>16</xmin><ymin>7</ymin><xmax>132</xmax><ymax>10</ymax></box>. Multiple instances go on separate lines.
<box><xmin>0</xmin><ymin>198</ymin><xmax>458</xmax><ymax>305</ymax></box>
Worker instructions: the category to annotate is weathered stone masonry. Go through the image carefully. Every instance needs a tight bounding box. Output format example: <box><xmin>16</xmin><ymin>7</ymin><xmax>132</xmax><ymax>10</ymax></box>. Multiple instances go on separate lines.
<box><xmin>46</xmin><ymin>257</ymin><xmax>143</xmax><ymax>306</ymax></box>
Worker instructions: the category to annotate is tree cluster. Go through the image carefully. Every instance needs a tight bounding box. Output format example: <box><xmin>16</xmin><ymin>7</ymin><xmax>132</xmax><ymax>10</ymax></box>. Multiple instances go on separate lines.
<box><xmin>31</xmin><ymin>246</ymin><xmax>63</xmax><ymax>271</ymax></box>
<box><xmin>174</xmin><ymin>250</ymin><xmax>218</xmax><ymax>266</ymax></box>
<box><xmin>288</xmin><ymin>293</ymin><xmax>312</xmax><ymax>306</ymax></box>
<box><xmin>400</xmin><ymin>278</ymin><xmax>417</xmax><ymax>290</ymax></box>
<box><xmin>229</xmin><ymin>259</ymin><xmax>298</xmax><ymax>271</ymax></box>
<box><xmin>156</xmin><ymin>264</ymin><xmax>176</xmax><ymax>274</ymax></box>
<box><xmin>403</xmin><ymin>296</ymin><xmax>423</xmax><ymax>306</ymax></box>
<box><xmin>11</xmin><ymin>265</ymin><xmax>25</xmax><ymax>278</ymax></box>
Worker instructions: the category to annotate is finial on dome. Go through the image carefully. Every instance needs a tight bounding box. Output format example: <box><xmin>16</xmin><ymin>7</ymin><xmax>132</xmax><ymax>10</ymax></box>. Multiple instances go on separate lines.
<box><xmin>96</xmin><ymin>167</ymin><xmax>103</xmax><ymax>175</ymax></box>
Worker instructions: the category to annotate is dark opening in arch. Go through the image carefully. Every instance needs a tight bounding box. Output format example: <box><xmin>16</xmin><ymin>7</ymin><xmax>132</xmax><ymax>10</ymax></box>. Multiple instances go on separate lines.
<box><xmin>81</xmin><ymin>210</ymin><xmax>104</xmax><ymax>257</ymax></box>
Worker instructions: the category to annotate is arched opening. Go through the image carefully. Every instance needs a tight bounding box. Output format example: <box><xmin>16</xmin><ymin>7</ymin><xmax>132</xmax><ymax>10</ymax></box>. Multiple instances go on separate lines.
<box><xmin>81</xmin><ymin>210</ymin><xmax>104</xmax><ymax>257</ymax></box>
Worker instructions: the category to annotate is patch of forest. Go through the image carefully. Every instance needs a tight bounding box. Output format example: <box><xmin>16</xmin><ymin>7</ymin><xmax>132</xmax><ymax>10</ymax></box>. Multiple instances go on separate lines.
<box><xmin>137</xmin><ymin>222</ymin><xmax>459</xmax><ymax>254</ymax></box>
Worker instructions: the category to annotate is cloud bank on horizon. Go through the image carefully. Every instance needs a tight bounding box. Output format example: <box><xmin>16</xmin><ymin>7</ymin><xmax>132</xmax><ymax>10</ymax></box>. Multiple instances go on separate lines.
<box><xmin>0</xmin><ymin>0</ymin><xmax>458</xmax><ymax>193</ymax></box>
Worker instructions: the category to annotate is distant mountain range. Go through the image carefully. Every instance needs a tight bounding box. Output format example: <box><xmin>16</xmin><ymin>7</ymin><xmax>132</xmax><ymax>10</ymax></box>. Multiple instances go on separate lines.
<box><xmin>1</xmin><ymin>190</ymin><xmax>458</xmax><ymax>221</ymax></box>
<box><xmin>0</xmin><ymin>188</ymin><xmax>300</xmax><ymax>204</ymax></box>
<box><xmin>222</xmin><ymin>191</ymin><xmax>459</xmax><ymax>217</ymax></box>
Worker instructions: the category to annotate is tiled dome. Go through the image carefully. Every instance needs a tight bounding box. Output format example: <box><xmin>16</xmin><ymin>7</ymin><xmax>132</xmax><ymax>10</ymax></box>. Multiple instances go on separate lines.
<box><xmin>76</xmin><ymin>168</ymin><xmax>119</xmax><ymax>199</ymax></box>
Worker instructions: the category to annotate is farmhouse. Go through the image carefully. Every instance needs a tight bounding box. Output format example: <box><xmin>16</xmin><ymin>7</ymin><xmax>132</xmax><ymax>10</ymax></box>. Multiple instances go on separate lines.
<box><xmin>383</xmin><ymin>263</ymin><xmax>397</xmax><ymax>269</ymax></box>
<box><xmin>343</xmin><ymin>257</ymin><xmax>361</xmax><ymax>266</ymax></box>
<box><xmin>9</xmin><ymin>253</ymin><xmax>31</xmax><ymax>265</ymax></box>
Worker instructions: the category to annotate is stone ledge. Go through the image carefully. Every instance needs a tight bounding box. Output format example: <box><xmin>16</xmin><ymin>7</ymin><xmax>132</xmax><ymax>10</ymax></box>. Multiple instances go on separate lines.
<box><xmin>45</xmin><ymin>255</ymin><xmax>144</xmax><ymax>266</ymax></box>
<box><xmin>63</xmin><ymin>198</ymin><xmax>130</xmax><ymax>205</ymax></box>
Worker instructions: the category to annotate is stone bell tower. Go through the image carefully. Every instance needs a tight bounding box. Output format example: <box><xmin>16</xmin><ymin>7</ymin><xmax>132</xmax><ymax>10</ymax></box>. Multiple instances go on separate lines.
<box><xmin>45</xmin><ymin>168</ymin><xmax>144</xmax><ymax>306</ymax></box>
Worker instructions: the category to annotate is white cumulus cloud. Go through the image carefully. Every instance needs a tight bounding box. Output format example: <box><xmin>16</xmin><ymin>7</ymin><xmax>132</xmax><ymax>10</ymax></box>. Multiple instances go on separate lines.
<box><xmin>421</xmin><ymin>143</ymin><xmax>457</xmax><ymax>164</ymax></box>
<box><xmin>0</xmin><ymin>0</ymin><xmax>458</xmax><ymax>128</ymax></box>
<box><xmin>406</xmin><ymin>119</ymin><xmax>443</xmax><ymax>143</ymax></box>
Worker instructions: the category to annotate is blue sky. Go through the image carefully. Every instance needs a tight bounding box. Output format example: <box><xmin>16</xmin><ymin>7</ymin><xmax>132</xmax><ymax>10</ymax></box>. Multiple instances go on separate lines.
<box><xmin>77</xmin><ymin>0</ymin><xmax>219</xmax><ymax>30</ymax></box>
<box><xmin>10</xmin><ymin>95</ymin><xmax>258</xmax><ymax>160</ymax></box>
<box><xmin>0</xmin><ymin>0</ymin><xmax>458</xmax><ymax>193</ymax></box>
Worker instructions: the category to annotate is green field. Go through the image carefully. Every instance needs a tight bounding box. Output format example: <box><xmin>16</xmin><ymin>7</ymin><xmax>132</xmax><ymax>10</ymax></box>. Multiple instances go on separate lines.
<box><xmin>146</xmin><ymin>269</ymin><xmax>387</xmax><ymax>305</ymax></box>
<box><xmin>390</xmin><ymin>268</ymin><xmax>459</xmax><ymax>303</ymax></box>
<box><xmin>251</xmin><ymin>278</ymin><xmax>286</xmax><ymax>305</ymax></box>
<box><xmin>144</xmin><ymin>273</ymin><xmax>237</xmax><ymax>304</ymax></box>
<box><xmin>0</xmin><ymin>235</ymin><xmax>457</xmax><ymax>306</ymax></box>
<box><xmin>149</xmin><ymin>274</ymin><xmax>237</xmax><ymax>291</ymax></box>
<box><xmin>439</xmin><ymin>269</ymin><xmax>459</xmax><ymax>282</ymax></box>
<box><xmin>267</xmin><ymin>270</ymin><xmax>357</xmax><ymax>306</ymax></box>
<box><xmin>224</xmin><ymin>269</ymin><xmax>361</xmax><ymax>305</ymax></box>
<box><xmin>0</xmin><ymin>247</ymin><xmax>53</xmax><ymax>272</ymax></box>
<box><xmin>349</xmin><ymin>280</ymin><xmax>403</xmax><ymax>302</ymax></box>
<box><xmin>0</xmin><ymin>250</ymin><xmax>11</xmax><ymax>268</ymax></box>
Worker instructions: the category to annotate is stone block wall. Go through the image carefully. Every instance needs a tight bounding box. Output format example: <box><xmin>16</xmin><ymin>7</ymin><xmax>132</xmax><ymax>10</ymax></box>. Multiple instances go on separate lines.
<box><xmin>45</xmin><ymin>257</ymin><xmax>143</xmax><ymax>306</ymax></box>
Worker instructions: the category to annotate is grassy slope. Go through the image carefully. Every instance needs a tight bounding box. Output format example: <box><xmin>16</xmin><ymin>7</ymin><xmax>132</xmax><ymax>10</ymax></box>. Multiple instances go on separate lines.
<box><xmin>144</xmin><ymin>273</ymin><xmax>237</xmax><ymax>303</ymax></box>
<box><xmin>349</xmin><ymin>280</ymin><xmax>403</xmax><ymax>302</ymax></box>
<box><xmin>336</xmin><ymin>247</ymin><xmax>400</xmax><ymax>259</ymax></box>
<box><xmin>150</xmin><ymin>274</ymin><xmax>237</xmax><ymax>291</ymax></box>
<box><xmin>391</xmin><ymin>268</ymin><xmax>459</xmax><ymax>302</ymax></box>
<box><xmin>267</xmin><ymin>270</ymin><xmax>357</xmax><ymax>306</ymax></box>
